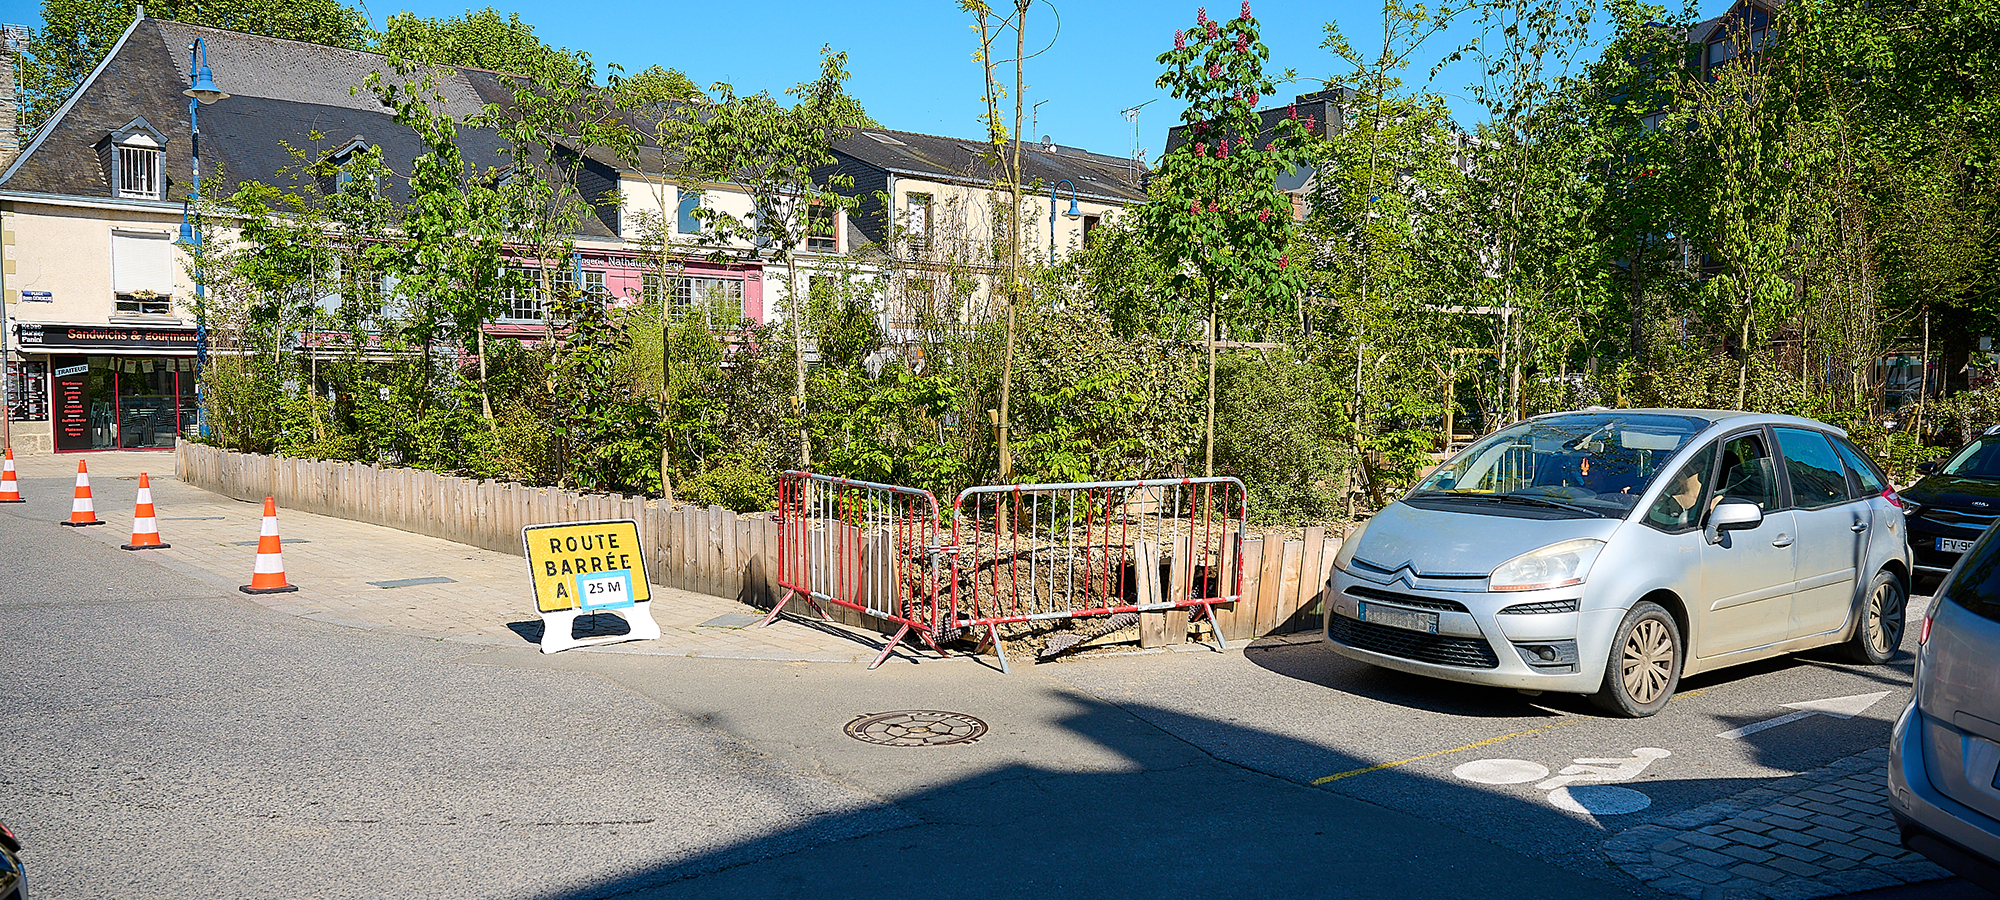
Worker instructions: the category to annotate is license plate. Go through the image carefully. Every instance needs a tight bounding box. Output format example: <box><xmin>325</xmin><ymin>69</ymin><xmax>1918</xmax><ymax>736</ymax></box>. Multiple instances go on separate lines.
<box><xmin>1938</xmin><ymin>537</ymin><xmax>1978</xmax><ymax>554</ymax></box>
<box><xmin>1359</xmin><ymin>601</ymin><xmax>1438</xmax><ymax>634</ymax></box>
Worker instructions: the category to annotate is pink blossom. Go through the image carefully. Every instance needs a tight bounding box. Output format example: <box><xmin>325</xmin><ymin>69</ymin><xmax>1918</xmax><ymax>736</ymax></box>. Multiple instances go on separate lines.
<box><xmin>1287</xmin><ymin>103</ymin><xmax>1298</xmax><ymax>120</ymax></box>
<box><xmin>1304</xmin><ymin>114</ymin><xmax>1317</xmax><ymax>130</ymax></box>
<box><xmin>1207</xmin><ymin>63</ymin><xmax>1222</xmax><ymax>79</ymax></box>
<box><xmin>1193</xmin><ymin>121</ymin><xmax>1209</xmax><ymax>134</ymax></box>
<box><xmin>1279</xmin><ymin>253</ymin><xmax>1289</xmax><ymax>269</ymax></box>
<box><xmin>1235</xmin><ymin>32</ymin><xmax>1249</xmax><ymax>52</ymax></box>
<box><xmin>1207</xmin><ymin>19</ymin><xmax>1219</xmax><ymax>39</ymax></box>
<box><xmin>1190</xmin><ymin>201</ymin><xmax>1202</xmax><ymax>215</ymax></box>
<box><xmin>1175</xmin><ymin>30</ymin><xmax>1186</xmax><ymax>49</ymax></box>
<box><xmin>1257</xmin><ymin>208</ymin><xmax>1271</xmax><ymax>222</ymax></box>
<box><xmin>1217</xmin><ymin>141</ymin><xmax>1229</xmax><ymax>158</ymax></box>
<box><xmin>1241</xmin><ymin>1</ymin><xmax>1252</xmax><ymax>19</ymax></box>
<box><xmin>1208</xmin><ymin>202</ymin><xmax>1219</xmax><ymax>213</ymax></box>
<box><xmin>1247</xmin><ymin>91</ymin><xmax>1259</xmax><ymax>106</ymax></box>
<box><xmin>1194</xmin><ymin>142</ymin><xmax>1206</xmax><ymax>156</ymax></box>
<box><xmin>1197</xmin><ymin>6</ymin><xmax>1207</xmax><ymax>24</ymax></box>
<box><xmin>1264</xmin><ymin>142</ymin><xmax>1274</xmax><ymax>151</ymax></box>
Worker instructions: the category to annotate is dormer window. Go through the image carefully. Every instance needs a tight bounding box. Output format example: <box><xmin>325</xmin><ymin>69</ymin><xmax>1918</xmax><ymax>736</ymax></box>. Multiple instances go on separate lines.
<box><xmin>100</xmin><ymin>118</ymin><xmax>169</xmax><ymax>201</ymax></box>
<box><xmin>326</xmin><ymin>137</ymin><xmax>373</xmax><ymax>195</ymax></box>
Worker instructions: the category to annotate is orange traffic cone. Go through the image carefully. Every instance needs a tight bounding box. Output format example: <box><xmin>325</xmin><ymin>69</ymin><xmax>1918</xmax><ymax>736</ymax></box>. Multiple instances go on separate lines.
<box><xmin>239</xmin><ymin>497</ymin><xmax>297</xmax><ymax>594</ymax></box>
<box><xmin>0</xmin><ymin>449</ymin><xmax>22</xmax><ymax>503</ymax></box>
<box><xmin>62</xmin><ymin>460</ymin><xmax>103</xmax><ymax>526</ymax></box>
<box><xmin>121</xmin><ymin>473</ymin><xmax>170</xmax><ymax>550</ymax></box>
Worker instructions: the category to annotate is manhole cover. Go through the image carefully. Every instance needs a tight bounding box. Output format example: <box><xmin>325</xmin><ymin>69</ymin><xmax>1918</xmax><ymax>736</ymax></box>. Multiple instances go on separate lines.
<box><xmin>844</xmin><ymin>710</ymin><xmax>987</xmax><ymax>747</ymax></box>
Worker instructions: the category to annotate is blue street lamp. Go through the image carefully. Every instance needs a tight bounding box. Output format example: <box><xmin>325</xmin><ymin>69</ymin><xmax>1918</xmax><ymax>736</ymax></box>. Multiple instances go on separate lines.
<box><xmin>180</xmin><ymin>37</ymin><xmax>227</xmax><ymax>438</ymax></box>
<box><xmin>1048</xmin><ymin>178</ymin><xmax>1081</xmax><ymax>263</ymax></box>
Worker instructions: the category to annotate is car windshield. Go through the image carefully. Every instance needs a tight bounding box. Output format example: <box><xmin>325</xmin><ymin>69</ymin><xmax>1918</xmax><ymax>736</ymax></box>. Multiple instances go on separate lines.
<box><xmin>1939</xmin><ymin>437</ymin><xmax>2000</xmax><ymax>479</ymax></box>
<box><xmin>1410</xmin><ymin>412</ymin><xmax>1710</xmax><ymax>517</ymax></box>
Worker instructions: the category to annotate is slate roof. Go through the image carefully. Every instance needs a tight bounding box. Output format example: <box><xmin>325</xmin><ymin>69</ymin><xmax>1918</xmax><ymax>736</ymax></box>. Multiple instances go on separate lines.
<box><xmin>1161</xmin><ymin>88</ymin><xmax>1350</xmax><ymax>160</ymax></box>
<box><xmin>830</xmin><ymin>126</ymin><xmax>1146</xmax><ymax>203</ymax></box>
<box><xmin>0</xmin><ymin>17</ymin><xmax>617</xmax><ymax>237</ymax></box>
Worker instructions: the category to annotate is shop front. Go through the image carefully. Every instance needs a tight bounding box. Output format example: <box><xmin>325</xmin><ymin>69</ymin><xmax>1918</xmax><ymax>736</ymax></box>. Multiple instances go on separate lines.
<box><xmin>13</xmin><ymin>323</ymin><xmax>199</xmax><ymax>452</ymax></box>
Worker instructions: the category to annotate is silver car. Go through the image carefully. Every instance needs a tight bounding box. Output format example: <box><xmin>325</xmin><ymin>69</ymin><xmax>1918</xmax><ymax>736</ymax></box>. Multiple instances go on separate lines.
<box><xmin>1325</xmin><ymin>410</ymin><xmax>1912</xmax><ymax>716</ymax></box>
<box><xmin>1888</xmin><ymin>524</ymin><xmax>2000</xmax><ymax>892</ymax></box>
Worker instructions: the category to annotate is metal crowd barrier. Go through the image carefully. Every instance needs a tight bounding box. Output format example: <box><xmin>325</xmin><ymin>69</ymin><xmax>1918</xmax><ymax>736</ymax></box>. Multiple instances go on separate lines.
<box><xmin>762</xmin><ymin>471</ymin><xmax>954</xmax><ymax>669</ymax></box>
<box><xmin>947</xmin><ymin>477</ymin><xmax>1247</xmax><ymax>673</ymax></box>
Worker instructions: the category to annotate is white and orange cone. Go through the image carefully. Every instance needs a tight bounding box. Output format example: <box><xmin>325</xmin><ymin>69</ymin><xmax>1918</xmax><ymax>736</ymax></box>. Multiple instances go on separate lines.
<box><xmin>62</xmin><ymin>460</ymin><xmax>103</xmax><ymax>526</ymax></box>
<box><xmin>121</xmin><ymin>473</ymin><xmax>170</xmax><ymax>550</ymax></box>
<box><xmin>0</xmin><ymin>449</ymin><xmax>22</xmax><ymax>503</ymax></box>
<box><xmin>239</xmin><ymin>497</ymin><xmax>297</xmax><ymax>594</ymax></box>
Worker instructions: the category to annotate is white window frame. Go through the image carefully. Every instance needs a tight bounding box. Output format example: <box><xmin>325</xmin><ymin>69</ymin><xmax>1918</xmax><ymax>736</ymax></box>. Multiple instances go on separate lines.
<box><xmin>117</xmin><ymin>142</ymin><xmax>163</xmax><ymax>200</ymax></box>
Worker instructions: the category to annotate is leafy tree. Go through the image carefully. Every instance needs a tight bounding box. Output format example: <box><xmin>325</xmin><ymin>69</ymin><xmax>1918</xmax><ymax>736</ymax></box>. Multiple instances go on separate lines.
<box><xmin>655</xmin><ymin>47</ymin><xmax>868</xmax><ymax>465</ymax></box>
<box><xmin>19</xmin><ymin>0</ymin><xmax>368</xmax><ymax>131</ymax></box>
<box><xmin>372</xmin><ymin>7</ymin><xmax>580</xmax><ymax>79</ymax></box>
<box><xmin>617</xmin><ymin>65</ymin><xmax>708</xmax><ymax>105</ymax></box>
<box><xmin>1139</xmin><ymin>2</ymin><xmax>1317</xmax><ymax>476</ymax></box>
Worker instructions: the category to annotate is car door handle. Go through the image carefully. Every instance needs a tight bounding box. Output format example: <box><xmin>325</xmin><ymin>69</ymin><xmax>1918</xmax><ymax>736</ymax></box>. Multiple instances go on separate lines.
<box><xmin>1851</xmin><ymin>523</ymin><xmax>1869</xmax><ymax>533</ymax></box>
<box><xmin>1772</xmin><ymin>533</ymin><xmax>1794</xmax><ymax>548</ymax></box>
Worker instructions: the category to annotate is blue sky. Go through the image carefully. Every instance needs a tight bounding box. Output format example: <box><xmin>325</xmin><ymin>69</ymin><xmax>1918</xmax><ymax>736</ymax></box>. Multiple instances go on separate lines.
<box><xmin>7</xmin><ymin>0</ymin><xmax>1688</xmax><ymax>159</ymax></box>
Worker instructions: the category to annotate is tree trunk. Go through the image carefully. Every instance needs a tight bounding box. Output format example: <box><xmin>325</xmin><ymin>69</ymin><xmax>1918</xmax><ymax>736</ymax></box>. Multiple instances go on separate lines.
<box><xmin>791</xmin><ymin>259</ymin><xmax>810</xmax><ymax>467</ymax></box>
<box><xmin>477</xmin><ymin>329</ymin><xmax>494</xmax><ymax>428</ymax></box>
<box><xmin>1205</xmin><ymin>296</ymin><xmax>1218</xmax><ymax>478</ymax></box>
<box><xmin>1736</xmin><ymin>286</ymin><xmax>1753</xmax><ymax>410</ymax></box>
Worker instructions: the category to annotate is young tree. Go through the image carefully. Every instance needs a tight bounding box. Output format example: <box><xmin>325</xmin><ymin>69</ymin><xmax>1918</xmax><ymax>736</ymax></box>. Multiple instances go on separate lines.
<box><xmin>655</xmin><ymin>47</ymin><xmax>867</xmax><ymax>466</ymax></box>
<box><xmin>1140</xmin><ymin>2</ymin><xmax>1317</xmax><ymax>476</ymax></box>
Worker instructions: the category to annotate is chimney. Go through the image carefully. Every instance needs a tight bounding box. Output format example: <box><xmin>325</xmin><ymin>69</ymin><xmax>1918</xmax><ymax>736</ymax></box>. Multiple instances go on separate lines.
<box><xmin>0</xmin><ymin>25</ymin><xmax>25</xmax><ymax>171</ymax></box>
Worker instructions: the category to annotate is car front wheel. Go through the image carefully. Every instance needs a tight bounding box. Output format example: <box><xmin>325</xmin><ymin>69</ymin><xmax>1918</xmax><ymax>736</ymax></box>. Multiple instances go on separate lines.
<box><xmin>1843</xmin><ymin>570</ymin><xmax>1906</xmax><ymax>665</ymax></box>
<box><xmin>1590</xmin><ymin>601</ymin><xmax>1682</xmax><ymax>717</ymax></box>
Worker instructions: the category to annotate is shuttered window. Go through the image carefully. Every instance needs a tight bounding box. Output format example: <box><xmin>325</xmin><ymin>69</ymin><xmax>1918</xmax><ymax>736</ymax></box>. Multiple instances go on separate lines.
<box><xmin>111</xmin><ymin>230</ymin><xmax>175</xmax><ymax>314</ymax></box>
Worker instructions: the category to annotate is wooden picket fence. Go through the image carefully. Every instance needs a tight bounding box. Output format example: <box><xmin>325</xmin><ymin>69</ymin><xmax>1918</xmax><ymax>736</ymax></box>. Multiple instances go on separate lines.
<box><xmin>175</xmin><ymin>442</ymin><xmax>1339</xmax><ymax>645</ymax></box>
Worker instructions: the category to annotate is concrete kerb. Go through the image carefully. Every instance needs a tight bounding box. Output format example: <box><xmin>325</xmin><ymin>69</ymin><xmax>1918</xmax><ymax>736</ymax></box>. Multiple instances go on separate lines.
<box><xmin>5</xmin><ymin>448</ymin><xmax>902</xmax><ymax>663</ymax></box>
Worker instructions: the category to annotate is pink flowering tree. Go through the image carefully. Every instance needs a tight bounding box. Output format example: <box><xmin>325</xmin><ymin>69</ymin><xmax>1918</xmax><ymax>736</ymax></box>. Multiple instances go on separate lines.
<box><xmin>1140</xmin><ymin>3</ymin><xmax>1319</xmax><ymax>476</ymax></box>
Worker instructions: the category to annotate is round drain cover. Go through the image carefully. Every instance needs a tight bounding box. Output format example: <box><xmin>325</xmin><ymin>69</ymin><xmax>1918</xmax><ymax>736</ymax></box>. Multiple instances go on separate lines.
<box><xmin>844</xmin><ymin>710</ymin><xmax>987</xmax><ymax>747</ymax></box>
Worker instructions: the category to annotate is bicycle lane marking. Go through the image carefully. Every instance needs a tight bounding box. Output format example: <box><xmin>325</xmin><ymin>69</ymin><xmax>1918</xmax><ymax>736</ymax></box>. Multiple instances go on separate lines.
<box><xmin>1308</xmin><ymin>688</ymin><xmax>1710</xmax><ymax>787</ymax></box>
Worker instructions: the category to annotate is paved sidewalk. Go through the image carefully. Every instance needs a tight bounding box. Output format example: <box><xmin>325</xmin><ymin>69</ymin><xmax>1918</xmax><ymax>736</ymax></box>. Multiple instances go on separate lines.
<box><xmin>7</xmin><ymin>448</ymin><xmax>905</xmax><ymax>662</ymax></box>
<box><xmin>1605</xmin><ymin>748</ymin><xmax>1951</xmax><ymax>900</ymax></box>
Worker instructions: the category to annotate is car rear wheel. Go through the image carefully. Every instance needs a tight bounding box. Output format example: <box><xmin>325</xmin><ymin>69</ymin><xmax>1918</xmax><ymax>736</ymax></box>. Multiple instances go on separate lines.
<box><xmin>1590</xmin><ymin>601</ymin><xmax>1681</xmax><ymax>717</ymax></box>
<box><xmin>1843</xmin><ymin>570</ymin><xmax>1906</xmax><ymax>665</ymax></box>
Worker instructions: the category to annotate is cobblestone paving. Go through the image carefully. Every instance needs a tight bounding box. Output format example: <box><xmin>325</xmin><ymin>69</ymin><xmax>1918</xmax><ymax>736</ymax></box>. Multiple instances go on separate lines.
<box><xmin>10</xmin><ymin>449</ymin><xmax>907</xmax><ymax>663</ymax></box>
<box><xmin>1605</xmin><ymin>748</ymin><xmax>1950</xmax><ymax>900</ymax></box>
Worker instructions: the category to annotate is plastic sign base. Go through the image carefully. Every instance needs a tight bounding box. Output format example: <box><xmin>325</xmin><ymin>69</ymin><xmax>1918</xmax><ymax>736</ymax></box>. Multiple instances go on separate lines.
<box><xmin>539</xmin><ymin>601</ymin><xmax>661</xmax><ymax>654</ymax></box>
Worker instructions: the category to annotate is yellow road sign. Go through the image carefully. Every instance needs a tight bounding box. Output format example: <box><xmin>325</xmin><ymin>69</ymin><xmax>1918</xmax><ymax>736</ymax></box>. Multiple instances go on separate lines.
<box><xmin>522</xmin><ymin>519</ymin><xmax>651</xmax><ymax>613</ymax></box>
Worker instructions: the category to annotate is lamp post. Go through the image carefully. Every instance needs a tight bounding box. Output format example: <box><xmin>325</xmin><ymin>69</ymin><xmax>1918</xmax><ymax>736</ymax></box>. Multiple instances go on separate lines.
<box><xmin>1048</xmin><ymin>178</ymin><xmax>1081</xmax><ymax>264</ymax></box>
<box><xmin>180</xmin><ymin>37</ymin><xmax>227</xmax><ymax>438</ymax></box>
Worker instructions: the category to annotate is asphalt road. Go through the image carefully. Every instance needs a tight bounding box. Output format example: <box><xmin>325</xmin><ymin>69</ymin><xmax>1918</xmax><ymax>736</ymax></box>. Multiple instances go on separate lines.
<box><xmin>0</xmin><ymin>467</ymin><xmax>1980</xmax><ymax>899</ymax></box>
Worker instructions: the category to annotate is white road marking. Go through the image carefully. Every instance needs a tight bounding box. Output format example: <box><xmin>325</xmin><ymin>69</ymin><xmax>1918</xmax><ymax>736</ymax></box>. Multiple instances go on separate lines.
<box><xmin>1452</xmin><ymin>758</ymin><xmax>1551</xmax><ymax>785</ymax></box>
<box><xmin>1717</xmin><ymin>691</ymin><xmax>1892</xmax><ymax>740</ymax></box>
<box><xmin>1549</xmin><ymin>784</ymin><xmax>1653</xmax><ymax>815</ymax></box>
<box><xmin>1536</xmin><ymin>747</ymin><xmax>1671</xmax><ymax>791</ymax></box>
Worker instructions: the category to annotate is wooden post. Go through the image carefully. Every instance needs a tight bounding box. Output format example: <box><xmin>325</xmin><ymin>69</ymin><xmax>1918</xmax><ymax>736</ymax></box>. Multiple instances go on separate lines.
<box><xmin>1136</xmin><ymin>541</ymin><xmax>1168</xmax><ymax>647</ymax></box>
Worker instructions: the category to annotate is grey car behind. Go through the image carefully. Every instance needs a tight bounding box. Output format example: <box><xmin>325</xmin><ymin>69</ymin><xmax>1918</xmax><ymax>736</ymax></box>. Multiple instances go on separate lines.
<box><xmin>1889</xmin><ymin>523</ymin><xmax>2000</xmax><ymax>893</ymax></box>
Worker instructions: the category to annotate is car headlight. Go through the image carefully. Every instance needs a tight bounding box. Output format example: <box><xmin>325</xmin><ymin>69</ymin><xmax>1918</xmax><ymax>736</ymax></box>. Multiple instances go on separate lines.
<box><xmin>1332</xmin><ymin>519</ymin><xmax>1371</xmax><ymax>572</ymax></box>
<box><xmin>1489</xmin><ymin>539</ymin><xmax>1605</xmax><ymax>592</ymax></box>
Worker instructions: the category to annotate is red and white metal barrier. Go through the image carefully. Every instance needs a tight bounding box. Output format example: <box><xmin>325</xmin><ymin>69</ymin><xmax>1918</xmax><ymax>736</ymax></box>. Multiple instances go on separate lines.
<box><xmin>763</xmin><ymin>471</ymin><xmax>954</xmax><ymax>669</ymax></box>
<box><xmin>947</xmin><ymin>477</ymin><xmax>1247</xmax><ymax>673</ymax></box>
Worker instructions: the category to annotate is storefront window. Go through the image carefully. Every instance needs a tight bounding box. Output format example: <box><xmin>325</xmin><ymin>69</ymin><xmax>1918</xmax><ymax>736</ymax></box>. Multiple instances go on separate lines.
<box><xmin>52</xmin><ymin>354</ymin><xmax>192</xmax><ymax>451</ymax></box>
<box><xmin>5</xmin><ymin>359</ymin><xmax>49</xmax><ymax>422</ymax></box>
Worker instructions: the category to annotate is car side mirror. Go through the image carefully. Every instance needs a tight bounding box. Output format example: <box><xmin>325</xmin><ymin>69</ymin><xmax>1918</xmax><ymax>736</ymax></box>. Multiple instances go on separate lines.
<box><xmin>1915</xmin><ymin>459</ymin><xmax>1940</xmax><ymax>476</ymax></box>
<box><xmin>1706</xmin><ymin>500</ymin><xmax>1763</xmax><ymax>545</ymax></box>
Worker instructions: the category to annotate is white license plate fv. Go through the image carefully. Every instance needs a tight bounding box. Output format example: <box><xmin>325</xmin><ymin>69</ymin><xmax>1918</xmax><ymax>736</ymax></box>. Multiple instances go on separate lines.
<box><xmin>1938</xmin><ymin>537</ymin><xmax>1978</xmax><ymax>554</ymax></box>
<box><xmin>1359</xmin><ymin>601</ymin><xmax>1438</xmax><ymax>634</ymax></box>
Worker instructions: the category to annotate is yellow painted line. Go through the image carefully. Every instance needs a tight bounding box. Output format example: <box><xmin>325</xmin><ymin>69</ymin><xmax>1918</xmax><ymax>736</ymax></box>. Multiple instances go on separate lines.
<box><xmin>1310</xmin><ymin>688</ymin><xmax>1708</xmax><ymax>786</ymax></box>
